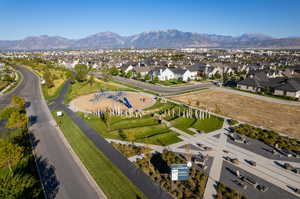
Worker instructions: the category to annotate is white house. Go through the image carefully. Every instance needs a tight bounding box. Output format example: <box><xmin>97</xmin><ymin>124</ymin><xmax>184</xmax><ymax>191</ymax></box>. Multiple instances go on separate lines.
<box><xmin>169</xmin><ymin>68</ymin><xmax>193</xmax><ymax>81</ymax></box>
<box><xmin>150</xmin><ymin>67</ymin><xmax>193</xmax><ymax>81</ymax></box>
<box><xmin>120</xmin><ymin>65</ymin><xmax>134</xmax><ymax>73</ymax></box>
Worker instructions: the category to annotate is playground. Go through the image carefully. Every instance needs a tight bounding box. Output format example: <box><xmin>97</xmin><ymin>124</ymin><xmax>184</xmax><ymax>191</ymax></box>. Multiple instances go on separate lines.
<box><xmin>70</xmin><ymin>91</ymin><xmax>156</xmax><ymax>113</ymax></box>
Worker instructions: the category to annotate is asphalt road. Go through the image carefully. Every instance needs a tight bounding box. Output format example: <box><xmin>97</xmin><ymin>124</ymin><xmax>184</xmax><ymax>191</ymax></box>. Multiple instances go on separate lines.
<box><xmin>50</xmin><ymin>81</ymin><xmax>173</xmax><ymax>199</ymax></box>
<box><xmin>111</xmin><ymin>76</ymin><xmax>214</xmax><ymax>95</ymax></box>
<box><xmin>0</xmin><ymin>67</ymin><xmax>101</xmax><ymax>199</ymax></box>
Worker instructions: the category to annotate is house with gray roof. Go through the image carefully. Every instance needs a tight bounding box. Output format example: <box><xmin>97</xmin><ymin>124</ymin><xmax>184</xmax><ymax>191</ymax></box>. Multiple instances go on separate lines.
<box><xmin>132</xmin><ymin>66</ymin><xmax>153</xmax><ymax>76</ymax></box>
<box><xmin>237</xmin><ymin>71</ymin><xmax>300</xmax><ymax>99</ymax></box>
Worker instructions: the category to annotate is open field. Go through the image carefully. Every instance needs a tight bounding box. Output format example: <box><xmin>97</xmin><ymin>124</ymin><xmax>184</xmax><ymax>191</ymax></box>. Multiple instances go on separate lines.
<box><xmin>52</xmin><ymin>111</ymin><xmax>146</xmax><ymax>199</ymax></box>
<box><xmin>170</xmin><ymin>89</ymin><xmax>300</xmax><ymax>138</ymax></box>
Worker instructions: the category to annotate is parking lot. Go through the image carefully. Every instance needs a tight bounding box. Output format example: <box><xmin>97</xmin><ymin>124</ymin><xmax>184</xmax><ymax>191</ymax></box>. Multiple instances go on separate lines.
<box><xmin>220</xmin><ymin>161</ymin><xmax>300</xmax><ymax>199</ymax></box>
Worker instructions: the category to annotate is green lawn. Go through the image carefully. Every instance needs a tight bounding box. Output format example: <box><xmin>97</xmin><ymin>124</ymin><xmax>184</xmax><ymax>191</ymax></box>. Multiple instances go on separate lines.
<box><xmin>64</xmin><ymin>80</ymin><xmax>133</xmax><ymax>103</ymax></box>
<box><xmin>111</xmin><ymin>79</ymin><xmax>159</xmax><ymax>96</ymax></box>
<box><xmin>191</xmin><ymin>116</ymin><xmax>224</xmax><ymax>133</ymax></box>
<box><xmin>171</xmin><ymin>115</ymin><xmax>224</xmax><ymax>134</ymax></box>
<box><xmin>42</xmin><ymin>80</ymin><xmax>66</xmax><ymax>100</ymax></box>
<box><xmin>79</xmin><ymin>113</ymin><xmax>182</xmax><ymax>146</ymax></box>
<box><xmin>156</xmin><ymin>79</ymin><xmax>188</xmax><ymax>86</ymax></box>
<box><xmin>150</xmin><ymin>102</ymin><xmax>224</xmax><ymax>134</ymax></box>
<box><xmin>52</xmin><ymin>111</ymin><xmax>146</xmax><ymax>199</ymax></box>
<box><xmin>144</xmin><ymin>101</ymin><xmax>177</xmax><ymax>111</ymax></box>
<box><xmin>164</xmin><ymin>88</ymin><xmax>209</xmax><ymax>96</ymax></box>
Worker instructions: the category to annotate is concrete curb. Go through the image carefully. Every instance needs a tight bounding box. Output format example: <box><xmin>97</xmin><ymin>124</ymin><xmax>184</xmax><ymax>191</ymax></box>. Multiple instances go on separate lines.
<box><xmin>27</xmin><ymin>67</ymin><xmax>107</xmax><ymax>199</ymax></box>
<box><xmin>0</xmin><ymin>69</ymin><xmax>23</xmax><ymax>97</ymax></box>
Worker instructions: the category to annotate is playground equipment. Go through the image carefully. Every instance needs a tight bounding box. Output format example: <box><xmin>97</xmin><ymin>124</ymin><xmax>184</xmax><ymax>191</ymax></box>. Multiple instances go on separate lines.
<box><xmin>90</xmin><ymin>91</ymin><xmax>133</xmax><ymax>109</ymax></box>
<box><xmin>123</xmin><ymin>97</ymin><xmax>132</xmax><ymax>108</ymax></box>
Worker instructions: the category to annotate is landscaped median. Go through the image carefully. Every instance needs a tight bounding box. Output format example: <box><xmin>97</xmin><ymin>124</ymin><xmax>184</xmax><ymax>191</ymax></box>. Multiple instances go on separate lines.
<box><xmin>0</xmin><ymin>69</ymin><xmax>22</xmax><ymax>95</ymax></box>
<box><xmin>52</xmin><ymin>110</ymin><xmax>146</xmax><ymax>199</ymax></box>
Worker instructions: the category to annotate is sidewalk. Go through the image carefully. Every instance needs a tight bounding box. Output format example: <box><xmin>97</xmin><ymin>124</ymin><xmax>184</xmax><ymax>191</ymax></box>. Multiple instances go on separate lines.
<box><xmin>218</xmin><ymin>87</ymin><xmax>300</xmax><ymax>106</ymax></box>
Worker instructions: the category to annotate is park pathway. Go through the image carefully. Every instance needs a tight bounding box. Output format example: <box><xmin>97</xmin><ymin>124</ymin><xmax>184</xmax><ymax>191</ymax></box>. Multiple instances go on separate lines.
<box><xmin>218</xmin><ymin>87</ymin><xmax>300</xmax><ymax>106</ymax></box>
<box><xmin>51</xmin><ymin>81</ymin><xmax>173</xmax><ymax>199</ymax></box>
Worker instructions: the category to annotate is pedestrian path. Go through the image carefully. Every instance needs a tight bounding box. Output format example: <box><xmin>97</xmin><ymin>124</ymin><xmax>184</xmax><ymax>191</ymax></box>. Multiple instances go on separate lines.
<box><xmin>218</xmin><ymin>87</ymin><xmax>300</xmax><ymax>106</ymax></box>
<box><xmin>203</xmin><ymin>132</ymin><xmax>227</xmax><ymax>199</ymax></box>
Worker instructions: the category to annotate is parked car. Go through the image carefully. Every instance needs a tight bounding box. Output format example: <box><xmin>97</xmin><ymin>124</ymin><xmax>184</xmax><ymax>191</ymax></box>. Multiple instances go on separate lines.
<box><xmin>256</xmin><ymin>184</ymin><xmax>269</xmax><ymax>192</ymax></box>
<box><xmin>233</xmin><ymin>179</ymin><xmax>247</xmax><ymax>189</ymax></box>
<box><xmin>247</xmin><ymin>160</ymin><xmax>257</xmax><ymax>166</ymax></box>
<box><xmin>223</xmin><ymin>150</ymin><xmax>229</xmax><ymax>154</ymax></box>
<box><xmin>231</xmin><ymin>158</ymin><xmax>240</xmax><ymax>165</ymax></box>
<box><xmin>284</xmin><ymin>163</ymin><xmax>294</xmax><ymax>171</ymax></box>
<box><xmin>241</xmin><ymin>176</ymin><xmax>257</xmax><ymax>186</ymax></box>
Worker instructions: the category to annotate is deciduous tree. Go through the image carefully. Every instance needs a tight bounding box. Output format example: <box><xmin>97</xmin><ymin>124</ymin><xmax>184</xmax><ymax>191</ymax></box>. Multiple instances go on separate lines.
<box><xmin>0</xmin><ymin>140</ymin><xmax>24</xmax><ymax>174</ymax></box>
<box><xmin>6</xmin><ymin>111</ymin><xmax>27</xmax><ymax>129</ymax></box>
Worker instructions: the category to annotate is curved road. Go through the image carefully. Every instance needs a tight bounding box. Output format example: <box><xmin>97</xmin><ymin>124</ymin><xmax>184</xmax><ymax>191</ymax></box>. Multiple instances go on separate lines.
<box><xmin>112</xmin><ymin>76</ymin><xmax>214</xmax><ymax>95</ymax></box>
<box><xmin>49</xmin><ymin>80</ymin><xmax>173</xmax><ymax>199</ymax></box>
<box><xmin>112</xmin><ymin>75</ymin><xmax>300</xmax><ymax>105</ymax></box>
<box><xmin>0</xmin><ymin>67</ymin><xmax>102</xmax><ymax>199</ymax></box>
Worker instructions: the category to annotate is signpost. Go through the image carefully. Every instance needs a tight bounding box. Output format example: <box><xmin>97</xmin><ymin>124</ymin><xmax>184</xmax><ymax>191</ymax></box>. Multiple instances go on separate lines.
<box><xmin>171</xmin><ymin>164</ymin><xmax>189</xmax><ymax>181</ymax></box>
<box><xmin>170</xmin><ymin>164</ymin><xmax>189</xmax><ymax>192</ymax></box>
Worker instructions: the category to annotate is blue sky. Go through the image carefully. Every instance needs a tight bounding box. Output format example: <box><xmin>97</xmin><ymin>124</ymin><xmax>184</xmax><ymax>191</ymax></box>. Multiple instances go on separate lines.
<box><xmin>1</xmin><ymin>0</ymin><xmax>299</xmax><ymax>40</ymax></box>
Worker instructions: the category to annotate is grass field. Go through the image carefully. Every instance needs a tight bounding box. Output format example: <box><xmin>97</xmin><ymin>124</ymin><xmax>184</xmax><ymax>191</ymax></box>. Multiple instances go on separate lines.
<box><xmin>79</xmin><ymin>113</ymin><xmax>182</xmax><ymax>146</ymax></box>
<box><xmin>52</xmin><ymin>111</ymin><xmax>146</xmax><ymax>199</ymax></box>
<box><xmin>156</xmin><ymin>79</ymin><xmax>189</xmax><ymax>86</ymax></box>
<box><xmin>171</xmin><ymin>115</ymin><xmax>224</xmax><ymax>134</ymax></box>
<box><xmin>170</xmin><ymin>89</ymin><xmax>300</xmax><ymax>138</ymax></box>
<box><xmin>28</xmin><ymin>67</ymin><xmax>68</xmax><ymax>100</ymax></box>
<box><xmin>144</xmin><ymin>100</ymin><xmax>177</xmax><ymax>112</ymax></box>
<box><xmin>112</xmin><ymin>80</ymin><xmax>159</xmax><ymax>96</ymax></box>
<box><xmin>146</xmin><ymin>100</ymin><xmax>224</xmax><ymax>134</ymax></box>
<box><xmin>64</xmin><ymin>80</ymin><xmax>133</xmax><ymax>104</ymax></box>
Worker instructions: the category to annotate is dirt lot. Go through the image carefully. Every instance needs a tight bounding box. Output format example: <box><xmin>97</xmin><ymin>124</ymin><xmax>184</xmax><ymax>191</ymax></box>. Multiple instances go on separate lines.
<box><xmin>169</xmin><ymin>89</ymin><xmax>300</xmax><ymax>138</ymax></box>
<box><xmin>70</xmin><ymin>91</ymin><xmax>156</xmax><ymax>112</ymax></box>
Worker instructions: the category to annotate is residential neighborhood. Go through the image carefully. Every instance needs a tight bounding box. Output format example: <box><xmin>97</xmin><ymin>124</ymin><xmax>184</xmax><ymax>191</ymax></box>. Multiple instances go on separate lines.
<box><xmin>1</xmin><ymin>1</ymin><xmax>300</xmax><ymax>198</ymax></box>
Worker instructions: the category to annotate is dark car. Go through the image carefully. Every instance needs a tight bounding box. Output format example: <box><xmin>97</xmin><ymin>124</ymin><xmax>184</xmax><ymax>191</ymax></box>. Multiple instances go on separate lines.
<box><xmin>256</xmin><ymin>184</ymin><xmax>269</xmax><ymax>192</ymax></box>
<box><xmin>247</xmin><ymin>160</ymin><xmax>257</xmax><ymax>166</ymax></box>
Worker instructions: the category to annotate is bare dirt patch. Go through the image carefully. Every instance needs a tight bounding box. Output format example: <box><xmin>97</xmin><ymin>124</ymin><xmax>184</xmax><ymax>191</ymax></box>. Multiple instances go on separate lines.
<box><xmin>169</xmin><ymin>89</ymin><xmax>300</xmax><ymax>138</ymax></box>
<box><xmin>70</xmin><ymin>91</ymin><xmax>156</xmax><ymax>112</ymax></box>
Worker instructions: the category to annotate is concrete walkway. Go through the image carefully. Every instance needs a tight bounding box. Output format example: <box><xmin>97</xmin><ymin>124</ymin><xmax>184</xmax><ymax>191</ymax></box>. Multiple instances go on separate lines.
<box><xmin>203</xmin><ymin>129</ymin><xmax>228</xmax><ymax>199</ymax></box>
<box><xmin>218</xmin><ymin>87</ymin><xmax>300</xmax><ymax>106</ymax></box>
<box><xmin>106</xmin><ymin>138</ymin><xmax>165</xmax><ymax>152</ymax></box>
<box><xmin>51</xmin><ymin>81</ymin><xmax>173</xmax><ymax>199</ymax></box>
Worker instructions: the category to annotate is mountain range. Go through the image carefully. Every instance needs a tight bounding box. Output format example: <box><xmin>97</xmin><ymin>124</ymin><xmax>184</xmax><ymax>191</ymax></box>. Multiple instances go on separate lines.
<box><xmin>0</xmin><ymin>29</ymin><xmax>299</xmax><ymax>50</ymax></box>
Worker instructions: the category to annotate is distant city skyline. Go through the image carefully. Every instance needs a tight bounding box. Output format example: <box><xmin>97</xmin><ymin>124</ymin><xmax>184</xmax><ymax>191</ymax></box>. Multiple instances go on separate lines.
<box><xmin>1</xmin><ymin>0</ymin><xmax>300</xmax><ymax>40</ymax></box>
